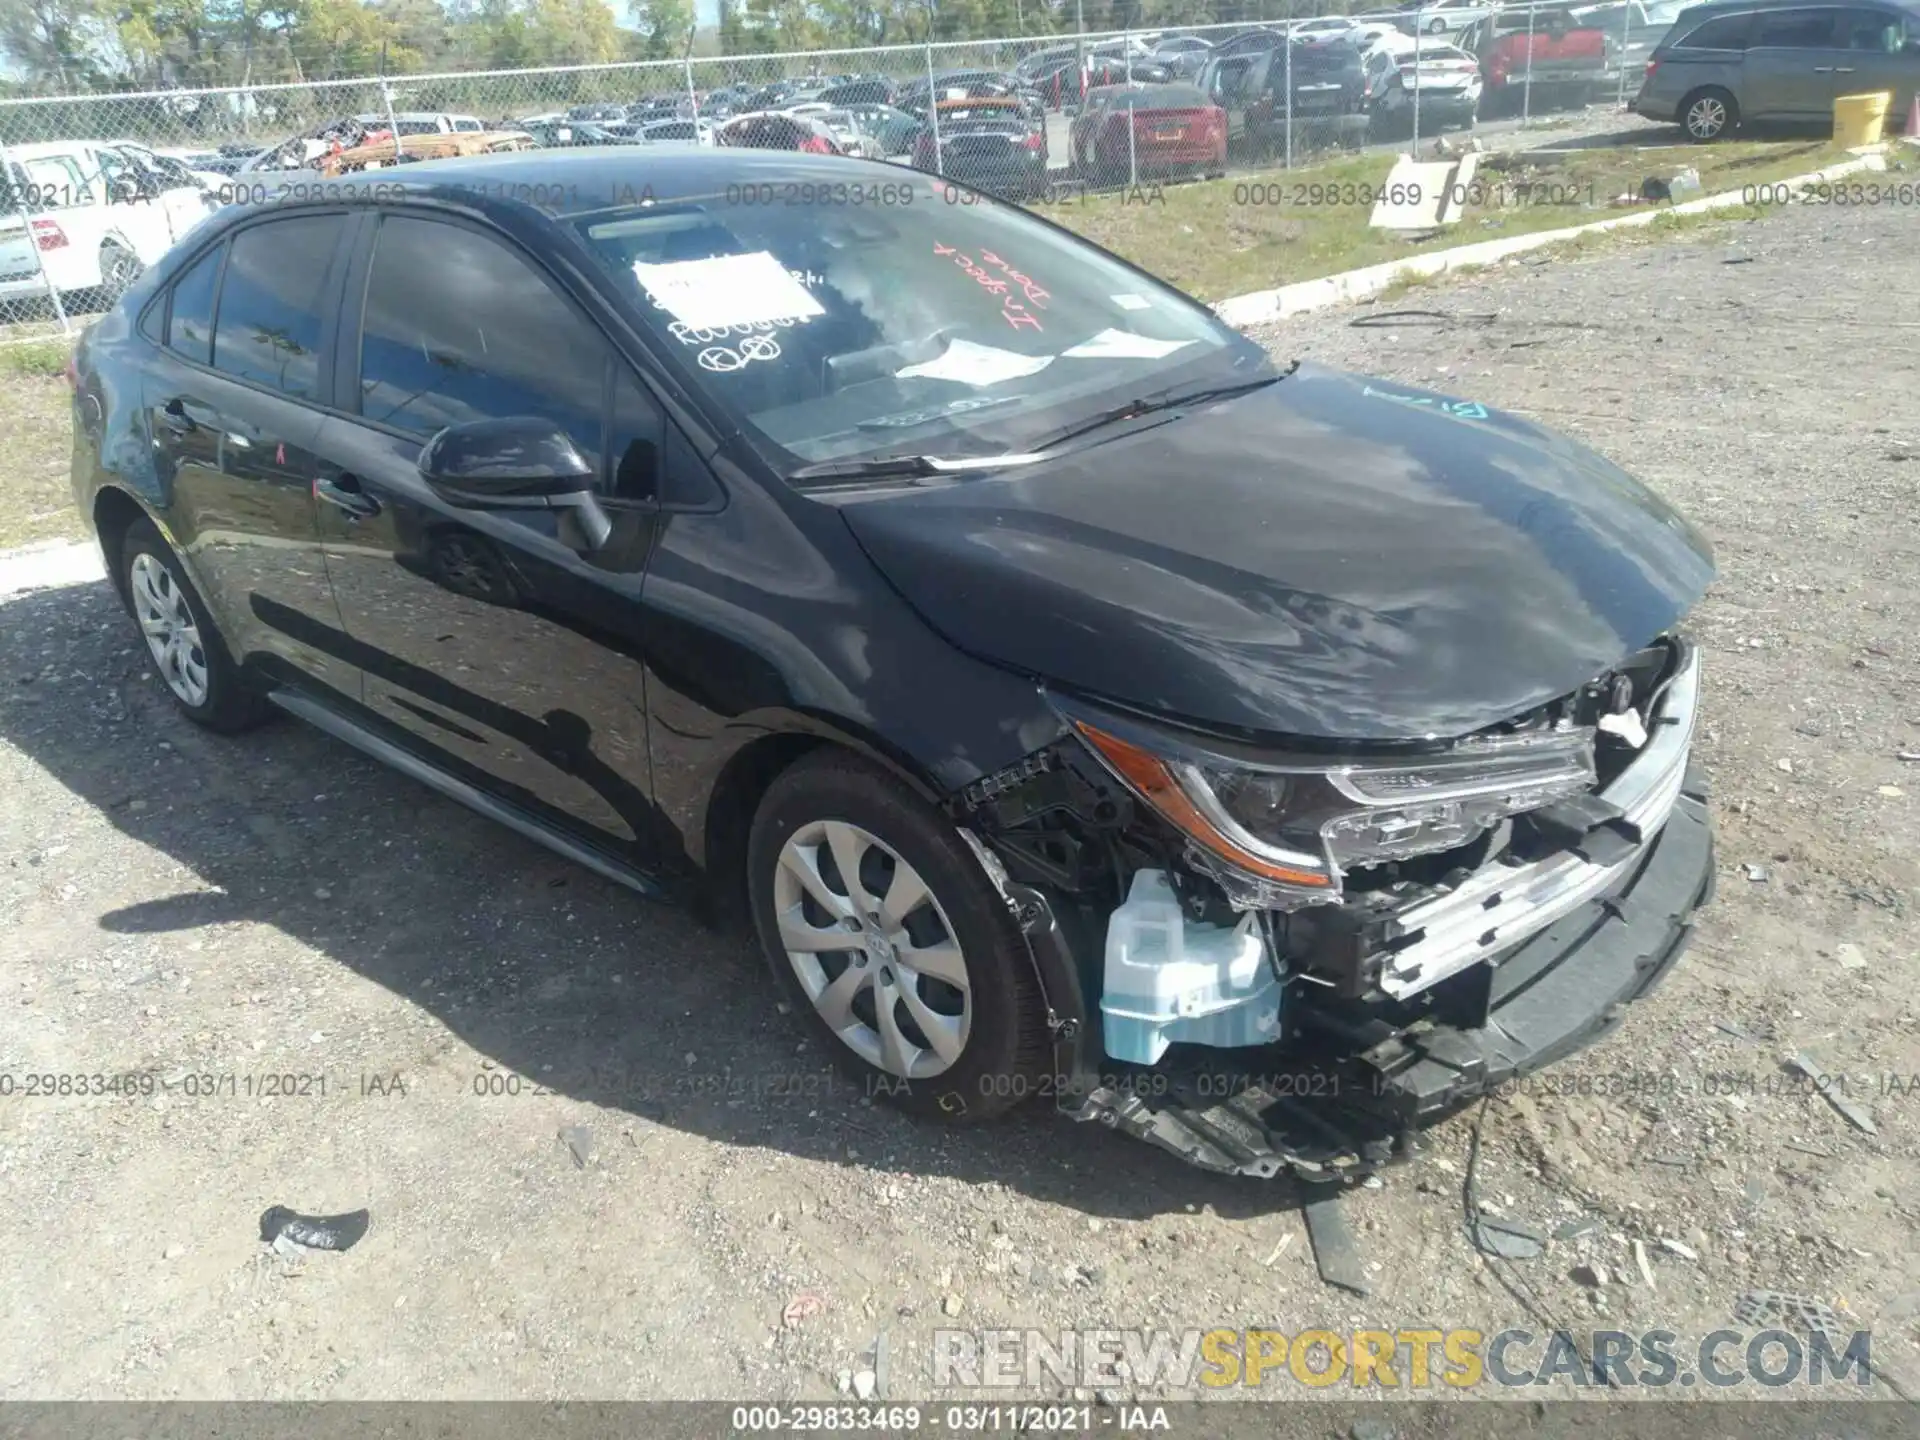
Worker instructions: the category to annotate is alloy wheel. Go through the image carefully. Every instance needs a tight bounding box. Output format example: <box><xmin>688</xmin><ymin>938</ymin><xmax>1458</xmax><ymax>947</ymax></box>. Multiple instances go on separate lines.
<box><xmin>773</xmin><ymin>819</ymin><xmax>972</xmax><ymax>1079</ymax></box>
<box><xmin>1685</xmin><ymin>95</ymin><xmax>1727</xmax><ymax>140</ymax></box>
<box><xmin>129</xmin><ymin>552</ymin><xmax>209</xmax><ymax>707</ymax></box>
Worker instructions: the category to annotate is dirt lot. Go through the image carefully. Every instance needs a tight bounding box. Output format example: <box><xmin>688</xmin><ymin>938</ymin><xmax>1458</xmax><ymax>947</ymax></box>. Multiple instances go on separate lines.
<box><xmin>1</xmin><ymin>197</ymin><xmax>1916</xmax><ymax>1405</ymax></box>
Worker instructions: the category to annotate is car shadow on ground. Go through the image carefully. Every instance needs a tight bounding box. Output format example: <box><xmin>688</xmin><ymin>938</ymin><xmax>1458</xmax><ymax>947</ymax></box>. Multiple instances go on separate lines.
<box><xmin>3</xmin><ymin>578</ymin><xmax>1318</xmax><ymax>1224</ymax></box>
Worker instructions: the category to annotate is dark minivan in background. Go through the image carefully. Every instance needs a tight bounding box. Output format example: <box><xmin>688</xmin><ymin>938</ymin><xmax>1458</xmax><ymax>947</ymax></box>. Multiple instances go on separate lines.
<box><xmin>1633</xmin><ymin>0</ymin><xmax>1920</xmax><ymax>137</ymax></box>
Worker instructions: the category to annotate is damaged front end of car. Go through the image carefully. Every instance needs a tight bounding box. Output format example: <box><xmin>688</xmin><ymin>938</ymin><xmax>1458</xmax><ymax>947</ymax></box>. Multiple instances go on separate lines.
<box><xmin>950</xmin><ymin>634</ymin><xmax>1714</xmax><ymax>1181</ymax></box>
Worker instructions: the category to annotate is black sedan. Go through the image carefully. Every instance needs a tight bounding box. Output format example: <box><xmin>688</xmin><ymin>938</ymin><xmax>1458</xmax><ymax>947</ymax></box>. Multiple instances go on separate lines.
<box><xmin>70</xmin><ymin>149</ymin><xmax>1715</xmax><ymax>1179</ymax></box>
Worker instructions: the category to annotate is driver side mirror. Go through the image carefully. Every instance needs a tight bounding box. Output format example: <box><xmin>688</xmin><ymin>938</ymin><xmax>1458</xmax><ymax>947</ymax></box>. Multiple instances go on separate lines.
<box><xmin>418</xmin><ymin>417</ymin><xmax>612</xmax><ymax>551</ymax></box>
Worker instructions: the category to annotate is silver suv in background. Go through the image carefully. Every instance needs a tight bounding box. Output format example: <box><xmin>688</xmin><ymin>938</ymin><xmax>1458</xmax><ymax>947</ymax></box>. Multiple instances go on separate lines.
<box><xmin>1632</xmin><ymin>0</ymin><xmax>1920</xmax><ymax>138</ymax></box>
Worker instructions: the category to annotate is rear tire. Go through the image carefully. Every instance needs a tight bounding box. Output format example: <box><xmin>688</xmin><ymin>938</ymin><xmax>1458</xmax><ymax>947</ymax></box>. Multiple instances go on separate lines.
<box><xmin>119</xmin><ymin>519</ymin><xmax>273</xmax><ymax>733</ymax></box>
<box><xmin>747</xmin><ymin>751</ymin><xmax>1050</xmax><ymax>1122</ymax></box>
<box><xmin>1679</xmin><ymin>86</ymin><xmax>1736</xmax><ymax>140</ymax></box>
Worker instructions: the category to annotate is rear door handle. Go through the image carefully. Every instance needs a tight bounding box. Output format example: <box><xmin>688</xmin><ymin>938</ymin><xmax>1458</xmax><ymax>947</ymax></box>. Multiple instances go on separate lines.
<box><xmin>1834</xmin><ymin>66</ymin><xmax>1855</xmax><ymax>73</ymax></box>
<box><xmin>314</xmin><ymin>473</ymin><xmax>382</xmax><ymax>522</ymax></box>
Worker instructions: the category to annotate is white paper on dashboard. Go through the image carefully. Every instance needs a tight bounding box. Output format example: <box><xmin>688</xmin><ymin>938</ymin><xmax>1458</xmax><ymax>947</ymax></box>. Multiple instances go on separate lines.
<box><xmin>1061</xmin><ymin>329</ymin><xmax>1195</xmax><ymax>360</ymax></box>
<box><xmin>630</xmin><ymin>251</ymin><xmax>824</xmax><ymax>331</ymax></box>
<box><xmin>1110</xmin><ymin>293</ymin><xmax>1151</xmax><ymax>311</ymax></box>
<box><xmin>897</xmin><ymin>338</ymin><xmax>1054</xmax><ymax>387</ymax></box>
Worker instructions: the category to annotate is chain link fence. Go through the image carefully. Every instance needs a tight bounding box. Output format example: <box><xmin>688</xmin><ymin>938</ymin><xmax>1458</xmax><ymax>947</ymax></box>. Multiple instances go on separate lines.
<box><xmin>1</xmin><ymin>6</ymin><xmax>1648</xmax><ymax>338</ymax></box>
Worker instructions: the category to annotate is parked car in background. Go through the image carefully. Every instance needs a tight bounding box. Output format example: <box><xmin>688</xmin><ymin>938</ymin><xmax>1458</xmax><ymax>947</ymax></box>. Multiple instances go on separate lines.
<box><xmin>1200</xmin><ymin>38</ymin><xmax>1373</xmax><ymax>156</ymax></box>
<box><xmin>568</xmin><ymin>103</ymin><xmax>630</xmax><ymax>123</ymax></box>
<box><xmin>313</xmin><ymin>130</ymin><xmax>536</xmax><ymax>178</ymax></box>
<box><xmin>913</xmin><ymin>97</ymin><xmax>1048</xmax><ymax>199</ymax></box>
<box><xmin>521</xmin><ymin>119</ymin><xmax>644</xmax><ymax>147</ymax></box>
<box><xmin>1069</xmin><ymin>82</ymin><xmax>1227</xmax><ymax>185</ymax></box>
<box><xmin>70</xmin><ymin>147</ymin><xmax>1716</xmax><ymax>1183</ymax></box>
<box><xmin>899</xmin><ymin>69</ymin><xmax>1046</xmax><ymax>118</ymax></box>
<box><xmin>716</xmin><ymin>111</ymin><xmax>845</xmax><ymax>154</ymax></box>
<box><xmin>1365</xmin><ymin>36</ymin><xmax>1487</xmax><ymax>128</ymax></box>
<box><xmin>1460</xmin><ymin>4</ymin><xmax>1616</xmax><ymax>112</ymax></box>
<box><xmin>845</xmin><ymin>104</ymin><xmax>926</xmax><ymax>157</ymax></box>
<box><xmin>640</xmin><ymin>119</ymin><xmax>719</xmax><ymax>145</ymax></box>
<box><xmin>237</xmin><ymin>112</ymin><xmax>480</xmax><ymax>174</ymax></box>
<box><xmin>819</xmin><ymin>77</ymin><xmax>898</xmax><ymax>107</ymax></box>
<box><xmin>1397</xmin><ymin>0</ymin><xmax>1499</xmax><ymax>37</ymax></box>
<box><xmin>1151</xmin><ymin>33</ymin><xmax>1216</xmax><ymax>76</ymax></box>
<box><xmin>1633</xmin><ymin>0</ymin><xmax>1920</xmax><ymax>137</ymax></box>
<box><xmin>1</xmin><ymin>140</ymin><xmax>217</xmax><ymax>309</ymax></box>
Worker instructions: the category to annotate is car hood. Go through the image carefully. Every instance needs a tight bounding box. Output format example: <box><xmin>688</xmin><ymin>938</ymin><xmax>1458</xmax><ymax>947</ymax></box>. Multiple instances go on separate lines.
<box><xmin>838</xmin><ymin>361</ymin><xmax>1715</xmax><ymax>743</ymax></box>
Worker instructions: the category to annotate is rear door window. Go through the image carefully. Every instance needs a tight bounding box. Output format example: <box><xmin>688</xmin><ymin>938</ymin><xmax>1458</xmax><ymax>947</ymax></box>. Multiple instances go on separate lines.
<box><xmin>1750</xmin><ymin>7</ymin><xmax>1839</xmax><ymax>45</ymax></box>
<box><xmin>1837</xmin><ymin>7</ymin><xmax>1905</xmax><ymax>48</ymax></box>
<box><xmin>1678</xmin><ymin>11</ymin><xmax>1755</xmax><ymax>46</ymax></box>
<box><xmin>210</xmin><ymin>215</ymin><xmax>346</xmax><ymax>401</ymax></box>
<box><xmin>166</xmin><ymin>243</ymin><xmax>225</xmax><ymax>366</ymax></box>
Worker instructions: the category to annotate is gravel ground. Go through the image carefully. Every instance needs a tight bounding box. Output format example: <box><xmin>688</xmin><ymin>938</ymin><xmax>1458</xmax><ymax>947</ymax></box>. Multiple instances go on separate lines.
<box><xmin>0</xmin><ymin>196</ymin><xmax>1916</xmax><ymax>1404</ymax></box>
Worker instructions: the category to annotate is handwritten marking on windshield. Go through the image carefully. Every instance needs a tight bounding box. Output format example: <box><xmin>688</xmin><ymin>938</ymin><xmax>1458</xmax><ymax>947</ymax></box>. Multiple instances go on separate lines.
<box><xmin>935</xmin><ymin>241</ymin><xmax>1047</xmax><ymax>333</ymax></box>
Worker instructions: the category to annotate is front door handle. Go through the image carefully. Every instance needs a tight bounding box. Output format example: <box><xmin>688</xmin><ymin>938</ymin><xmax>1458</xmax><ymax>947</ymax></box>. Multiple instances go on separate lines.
<box><xmin>314</xmin><ymin>473</ymin><xmax>382</xmax><ymax>522</ymax></box>
<box><xmin>1813</xmin><ymin>65</ymin><xmax>1834</xmax><ymax>72</ymax></box>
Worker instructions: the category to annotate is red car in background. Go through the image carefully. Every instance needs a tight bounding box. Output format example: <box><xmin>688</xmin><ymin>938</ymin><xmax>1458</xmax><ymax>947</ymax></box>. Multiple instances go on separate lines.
<box><xmin>714</xmin><ymin>111</ymin><xmax>844</xmax><ymax>154</ymax></box>
<box><xmin>1068</xmin><ymin>82</ymin><xmax>1227</xmax><ymax>186</ymax></box>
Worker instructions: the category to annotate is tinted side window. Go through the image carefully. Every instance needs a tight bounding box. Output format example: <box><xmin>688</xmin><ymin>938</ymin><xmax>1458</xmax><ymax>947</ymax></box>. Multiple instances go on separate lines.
<box><xmin>356</xmin><ymin>216</ymin><xmax>607</xmax><ymax>469</ymax></box>
<box><xmin>1839</xmin><ymin>7</ymin><xmax>1904</xmax><ymax>47</ymax></box>
<box><xmin>166</xmin><ymin>243</ymin><xmax>224</xmax><ymax>366</ymax></box>
<box><xmin>1679</xmin><ymin>11</ymin><xmax>1755</xmax><ymax>45</ymax></box>
<box><xmin>1751</xmin><ymin>7</ymin><xmax>1838</xmax><ymax>44</ymax></box>
<box><xmin>210</xmin><ymin>216</ymin><xmax>344</xmax><ymax>400</ymax></box>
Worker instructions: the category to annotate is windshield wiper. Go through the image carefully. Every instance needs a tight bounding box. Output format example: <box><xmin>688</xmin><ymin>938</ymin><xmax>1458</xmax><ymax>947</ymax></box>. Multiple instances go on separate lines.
<box><xmin>1023</xmin><ymin>367</ymin><xmax>1294</xmax><ymax>455</ymax></box>
<box><xmin>788</xmin><ymin>451</ymin><xmax>1045</xmax><ymax>484</ymax></box>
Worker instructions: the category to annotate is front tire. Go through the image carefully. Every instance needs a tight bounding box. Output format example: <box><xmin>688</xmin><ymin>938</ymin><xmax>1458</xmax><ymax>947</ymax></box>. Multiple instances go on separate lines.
<box><xmin>747</xmin><ymin>752</ymin><xmax>1049</xmax><ymax>1122</ymax></box>
<box><xmin>120</xmin><ymin>519</ymin><xmax>272</xmax><ymax>732</ymax></box>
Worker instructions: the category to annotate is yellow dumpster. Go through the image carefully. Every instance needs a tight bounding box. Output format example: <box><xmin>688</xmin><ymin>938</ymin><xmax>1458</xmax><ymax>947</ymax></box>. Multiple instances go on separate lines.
<box><xmin>1833</xmin><ymin>90</ymin><xmax>1892</xmax><ymax>148</ymax></box>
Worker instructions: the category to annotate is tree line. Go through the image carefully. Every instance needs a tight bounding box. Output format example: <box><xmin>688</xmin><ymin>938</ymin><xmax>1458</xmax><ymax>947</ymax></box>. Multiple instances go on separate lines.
<box><xmin>0</xmin><ymin>0</ymin><xmax>1327</xmax><ymax>96</ymax></box>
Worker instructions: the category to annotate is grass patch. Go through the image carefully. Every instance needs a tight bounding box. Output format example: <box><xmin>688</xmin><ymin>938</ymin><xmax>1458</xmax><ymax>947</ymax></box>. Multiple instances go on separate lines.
<box><xmin>0</xmin><ymin>338</ymin><xmax>75</xmax><ymax>379</ymax></box>
<box><xmin>1039</xmin><ymin>136</ymin><xmax>1870</xmax><ymax>302</ymax></box>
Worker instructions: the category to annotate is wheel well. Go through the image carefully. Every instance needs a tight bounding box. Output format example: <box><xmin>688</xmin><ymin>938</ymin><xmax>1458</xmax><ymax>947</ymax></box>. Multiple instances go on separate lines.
<box><xmin>700</xmin><ymin>732</ymin><xmax>828</xmax><ymax>930</ymax></box>
<box><xmin>92</xmin><ymin>487</ymin><xmax>147</xmax><ymax>603</ymax></box>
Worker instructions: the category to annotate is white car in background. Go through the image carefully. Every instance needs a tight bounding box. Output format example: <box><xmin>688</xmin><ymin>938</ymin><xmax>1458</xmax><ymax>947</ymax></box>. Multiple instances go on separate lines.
<box><xmin>0</xmin><ymin>140</ymin><xmax>218</xmax><ymax>309</ymax></box>
<box><xmin>1396</xmin><ymin>0</ymin><xmax>1499</xmax><ymax>37</ymax></box>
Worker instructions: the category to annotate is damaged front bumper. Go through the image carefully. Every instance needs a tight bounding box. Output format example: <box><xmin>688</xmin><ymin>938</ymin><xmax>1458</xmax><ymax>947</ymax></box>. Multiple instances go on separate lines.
<box><xmin>979</xmin><ymin>646</ymin><xmax>1714</xmax><ymax>1182</ymax></box>
<box><xmin>1050</xmin><ymin>775</ymin><xmax>1714</xmax><ymax>1180</ymax></box>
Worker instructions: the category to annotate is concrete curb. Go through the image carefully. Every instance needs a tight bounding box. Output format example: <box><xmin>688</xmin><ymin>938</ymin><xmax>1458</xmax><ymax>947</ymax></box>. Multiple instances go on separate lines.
<box><xmin>1212</xmin><ymin>150</ymin><xmax>1891</xmax><ymax>329</ymax></box>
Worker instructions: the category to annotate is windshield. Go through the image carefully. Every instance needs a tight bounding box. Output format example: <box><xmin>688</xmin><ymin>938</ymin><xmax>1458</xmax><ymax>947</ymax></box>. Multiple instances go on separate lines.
<box><xmin>569</xmin><ymin>178</ymin><xmax>1261</xmax><ymax>477</ymax></box>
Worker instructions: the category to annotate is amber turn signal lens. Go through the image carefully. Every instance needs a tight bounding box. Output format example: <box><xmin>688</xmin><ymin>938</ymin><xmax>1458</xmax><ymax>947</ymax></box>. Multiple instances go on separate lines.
<box><xmin>1073</xmin><ymin>721</ymin><xmax>1332</xmax><ymax>889</ymax></box>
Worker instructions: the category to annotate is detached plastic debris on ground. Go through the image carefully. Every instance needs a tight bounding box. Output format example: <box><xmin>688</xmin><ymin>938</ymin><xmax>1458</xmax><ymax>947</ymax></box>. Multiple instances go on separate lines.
<box><xmin>260</xmin><ymin>1205</ymin><xmax>371</xmax><ymax>1256</ymax></box>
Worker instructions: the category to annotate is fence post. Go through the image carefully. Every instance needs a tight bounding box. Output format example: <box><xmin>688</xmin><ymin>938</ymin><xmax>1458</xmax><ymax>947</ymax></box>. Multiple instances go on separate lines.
<box><xmin>0</xmin><ymin>142</ymin><xmax>71</xmax><ymax>337</ymax></box>
<box><xmin>1283</xmin><ymin>22</ymin><xmax>1294</xmax><ymax>170</ymax></box>
<box><xmin>1617</xmin><ymin>3</ymin><xmax>1631</xmax><ymax>109</ymax></box>
<box><xmin>1126</xmin><ymin>25</ymin><xmax>1137</xmax><ymax>188</ymax></box>
<box><xmin>684</xmin><ymin>56</ymin><xmax>700</xmax><ymax>134</ymax></box>
<box><xmin>379</xmin><ymin>75</ymin><xmax>402</xmax><ymax>160</ymax></box>
<box><xmin>1523</xmin><ymin>2</ymin><xmax>1536</xmax><ymax>128</ymax></box>
<box><xmin>925</xmin><ymin>41</ymin><xmax>941</xmax><ymax>180</ymax></box>
<box><xmin>1412</xmin><ymin>15</ymin><xmax>1423</xmax><ymax>154</ymax></box>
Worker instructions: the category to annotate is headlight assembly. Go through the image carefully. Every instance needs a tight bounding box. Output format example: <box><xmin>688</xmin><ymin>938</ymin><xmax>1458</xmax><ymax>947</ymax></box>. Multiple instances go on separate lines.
<box><xmin>1068</xmin><ymin>710</ymin><xmax>1596</xmax><ymax>906</ymax></box>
